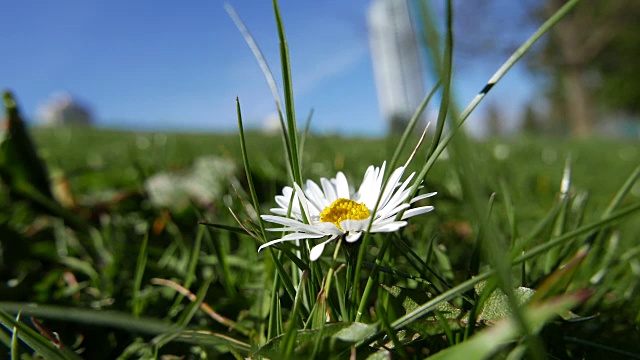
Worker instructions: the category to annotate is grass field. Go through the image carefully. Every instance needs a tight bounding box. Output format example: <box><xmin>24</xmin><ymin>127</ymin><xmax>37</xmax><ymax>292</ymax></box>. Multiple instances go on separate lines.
<box><xmin>1</xmin><ymin>125</ymin><xmax>639</xmax><ymax>359</ymax></box>
<box><xmin>31</xmin><ymin>127</ymin><xmax>640</xmax><ymax>242</ymax></box>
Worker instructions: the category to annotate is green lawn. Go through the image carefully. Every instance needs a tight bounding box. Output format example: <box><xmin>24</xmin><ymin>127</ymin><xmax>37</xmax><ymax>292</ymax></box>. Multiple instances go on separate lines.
<box><xmin>1</xmin><ymin>126</ymin><xmax>639</xmax><ymax>359</ymax></box>
<box><xmin>31</xmin><ymin>127</ymin><xmax>640</xmax><ymax>244</ymax></box>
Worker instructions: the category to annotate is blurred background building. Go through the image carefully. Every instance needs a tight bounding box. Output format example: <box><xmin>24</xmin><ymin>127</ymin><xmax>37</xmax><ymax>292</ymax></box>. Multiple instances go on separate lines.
<box><xmin>367</xmin><ymin>0</ymin><xmax>425</xmax><ymax>133</ymax></box>
<box><xmin>38</xmin><ymin>92</ymin><xmax>94</xmax><ymax>127</ymax></box>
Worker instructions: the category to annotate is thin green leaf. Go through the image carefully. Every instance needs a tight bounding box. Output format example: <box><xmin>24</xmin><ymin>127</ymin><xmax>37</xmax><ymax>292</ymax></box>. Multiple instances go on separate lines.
<box><xmin>225</xmin><ymin>4</ymin><xmax>295</xmax><ymax>182</ymax></box>
<box><xmin>427</xmin><ymin>292</ymin><xmax>588</xmax><ymax>360</ymax></box>
<box><xmin>235</xmin><ymin>98</ymin><xmax>267</xmax><ymax>239</ymax></box>
<box><xmin>272</xmin><ymin>0</ymin><xmax>302</xmax><ymax>187</ymax></box>
<box><xmin>132</xmin><ymin>232</ymin><xmax>149</xmax><ymax>318</ymax></box>
<box><xmin>199</xmin><ymin>221</ymin><xmax>255</xmax><ymax>236</ymax></box>
<box><xmin>204</xmin><ymin>226</ymin><xmax>236</xmax><ymax>298</ymax></box>
<box><xmin>183</xmin><ymin>226</ymin><xmax>204</xmax><ymax>292</ymax></box>
<box><xmin>10</xmin><ymin>312</ymin><xmax>20</xmax><ymax>360</ymax></box>
<box><xmin>281</xmin><ymin>271</ymin><xmax>308</xmax><ymax>359</ymax></box>
<box><xmin>1</xmin><ymin>91</ymin><xmax>53</xmax><ymax>200</ymax></box>
<box><xmin>267</xmin><ymin>274</ymin><xmax>283</xmax><ymax>340</ymax></box>
<box><xmin>387</xmin><ymin>81</ymin><xmax>442</xmax><ymax>172</ymax></box>
<box><xmin>0</xmin><ymin>303</ymin><xmax>174</xmax><ymax>334</ymax></box>
<box><xmin>602</xmin><ymin>165</ymin><xmax>640</xmax><ymax>218</ymax></box>
<box><xmin>376</xmin><ymin>303</ymin><xmax>410</xmax><ymax>359</ymax></box>
<box><xmin>0</xmin><ymin>309</ymin><xmax>82</xmax><ymax>360</ymax></box>
<box><xmin>426</xmin><ymin>0</ymin><xmax>454</xmax><ymax>160</ymax></box>
<box><xmin>515</xmin><ymin>202</ymin><xmax>640</xmax><ymax>264</ymax></box>
<box><xmin>176</xmin><ymin>274</ymin><xmax>214</xmax><ymax>328</ymax></box>
<box><xmin>256</xmin><ymin>322</ymin><xmax>377</xmax><ymax>359</ymax></box>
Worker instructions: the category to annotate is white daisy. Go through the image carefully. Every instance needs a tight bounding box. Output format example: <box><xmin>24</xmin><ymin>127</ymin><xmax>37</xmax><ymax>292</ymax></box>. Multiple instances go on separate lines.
<box><xmin>259</xmin><ymin>162</ymin><xmax>436</xmax><ymax>261</ymax></box>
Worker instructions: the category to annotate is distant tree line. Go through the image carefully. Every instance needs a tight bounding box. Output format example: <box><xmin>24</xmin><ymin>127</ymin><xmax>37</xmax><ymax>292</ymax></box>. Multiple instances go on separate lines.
<box><xmin>423</xmin><ymin>0</ymin><xmax>640</xmax><ymax>137</ymax></box>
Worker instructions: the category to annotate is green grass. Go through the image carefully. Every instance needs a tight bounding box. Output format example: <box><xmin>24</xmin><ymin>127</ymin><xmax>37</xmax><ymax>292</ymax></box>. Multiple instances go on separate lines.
<box><xmin>0</xmin><ymin>127</ymin><xmax>631</xmax><ymax>359</ymax></box>
<box><xmin>31</xmin><ymin>127</ymin><xmax>640</xmax><ymax>234</ymax></box>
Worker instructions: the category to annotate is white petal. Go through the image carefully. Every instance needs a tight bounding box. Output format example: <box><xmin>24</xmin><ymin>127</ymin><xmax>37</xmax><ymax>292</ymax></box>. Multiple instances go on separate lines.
<box><xmin>340</xmin><ymin>218</ymin><xmax>371</xmax><ymax>232</ymax></box>
<box><xmin>261</xmin><ymin>215</ymin><xmax>327</xmax><ymax>235</ymax></box>
<box><xmin>371</xmin><ymin>221</ymin><xmax>407</xmax><ymax>232</ymax></box>
<box><xmin>261</xmin><ymin>215</ymin><xmax>305</xmax><ymax>227</ymax></box>
<box><xmin>345</xmin><ymin>232</ymin><xmax>362</xmax><ymax>243</ymax></box>
<box><xmin>386</xmin><ymin>188</ymin><xmax>413</xmax><ymax>208</ymax></box>
<box><xmin>275</xmin><ymin>187</ymin><xmax>302</xmax><ymax>216</ymax></box>
<box><xmin>362</xmin><ymin>163</ymin><xmax>385</xmax><ymax>208</ymax></box>
<box><xmin>356</xmin><ymin>165</ymin><xmax>376</xmax><ymax>200</ymax></box>
<box><xmin>374</xmin><ymin>162</ymin><xmax>386</xmax><ymax>191</ymax></box>
<box><xmin>314</xmin><ymin>222</ymin><xmax>344</xmax><ymax>236</ymax></box>
<box><xmin>270</xmin><ymin>208</ymin><xmax>290</xmax><ymax>216</ymax></box>
<box><xmin>378</xmin><ymin>162</ymin><xmax>386</xmax><ymax>181</ymax></box>
<box><xmin>309</xmin><ymin>237</ymin><xmax>336</xmax><ymax>261</ymax></box>
<box><xmin>382</xmin><ymin>173</ymin><xmax>415</xmax><ymax>210</ymax></box>
<box><xmin>305</xmin><ymin>180</ymin><xmax>328</xmax><ymax>212</ymax></box>
<box><xmin>410</xmin><ymin>192</ymin><xmax>437</xmax><ymax>203</ymax></box>
<box><xmin>375</xmin><ymin>203</ymin><xmax>410</xmax><ymax>222</ymax></box>
<box><xmin>379</xmin><ymin>182</ymin><xmax>426</xmax><ymax>218</ymax></box>
<box><xmin>396</xmin><ymin>172</ymin><xmax>416</xmax><ymax>194</ymax></box>
<box><xmin>262</xmin><ymin>215</ymin><xmax>343</xmax><ymax>238</ymax></box>
<box><xmin>265</xmin><ymin>226</ymin><xmax>323</xmax><ymax>233</ymax></box>
<box><xmin>378</xmin><ymin>166</ymin><xmax>406</xmax><ymax>209</ymax></box>
<box><xmin>369</xmin><ymin>217</ymin><xmax>404</xmax><ymax>229</ymax></box>
<box><xmin>275</xmin><ymin>195</ymin><xmax>290</xmax><ymax>210</ymax></box>
<box><xmin>320</xmin><ymin>177</ymin><xmax>338</xmax><ymax>203</ymax></box>
<box><xmin>258</xmin><ymin>233</ymin><xmax>324</xmax><ymax>252</ymax></box>
<box><xmin>309</xmin><ymin>243</ymin><xmax>326</xmax><ymax>261</ymax></box>
<box><xmin>401</xmin><ymin>206</ymin><xmax>434</xmax><ymax>219</ymax></box>
<box><xmin>370</xmin><ymin>216</ymin><xmax>401</xmax><ymax>225</ymax></box>
<box><xmin>281</xmin><ymin>186</ymin><xmax>294</xmax><ymax>198</ymax></box>
<box><xmin>293</xmin><ymin>183</ymin><xmax>314</xmax><ymax>223</ymax></box>
<box><xmin>335</xmin><ymin>172</ymin><xmax>350</xmax><ymax>199</ymax></box>
<box><xmin>270</xmin><ymin>206</ymin><xmax>304</xmax><ymax>221</ymax></box>
<box><xmin>265</xmin><ymin>227</ymin><xmax>297</xmax><ymax>231</ymax></box>
<box><xmin>279</xmin><ymin>232</ymin><xmax>323</xmax><ymax>240</ymax></box>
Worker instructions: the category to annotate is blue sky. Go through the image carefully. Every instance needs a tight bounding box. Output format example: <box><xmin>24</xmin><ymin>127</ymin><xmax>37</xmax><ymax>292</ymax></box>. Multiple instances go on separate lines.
<box><xmin>1</xmin><ymin>1</ymin><xmax>540</xmax><ymax>136</ymax></box>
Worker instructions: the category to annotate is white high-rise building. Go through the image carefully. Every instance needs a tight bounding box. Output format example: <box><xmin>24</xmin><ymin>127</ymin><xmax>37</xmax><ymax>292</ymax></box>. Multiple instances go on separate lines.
<box><xmin>368</xmin><ymin>0</ymin><xmax>424</xmax><ymax>132</ymax></box>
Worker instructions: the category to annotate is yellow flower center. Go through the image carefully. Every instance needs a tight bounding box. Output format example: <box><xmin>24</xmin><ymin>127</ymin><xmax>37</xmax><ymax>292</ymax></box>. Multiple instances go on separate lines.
<box><xmin>319</xmin><ymin>198</ymin><xmax>370</xmax><ymax>230</ymax></box>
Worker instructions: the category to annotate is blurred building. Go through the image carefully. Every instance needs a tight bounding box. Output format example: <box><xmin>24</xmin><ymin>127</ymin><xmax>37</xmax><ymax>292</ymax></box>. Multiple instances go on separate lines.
<box><xmin>38</xmin><ymin>92</ymin><xmax>94</xmax><ymax>127</ymax></box>
<box><xmin>368</xmin><ymin>0</ymin><xmax>424</xmax><ymax>133</ymax></box>
<box><xmin>262</xmin><ymin>112</ymin><xmax>282</xmax><ymax>134</ymax></box>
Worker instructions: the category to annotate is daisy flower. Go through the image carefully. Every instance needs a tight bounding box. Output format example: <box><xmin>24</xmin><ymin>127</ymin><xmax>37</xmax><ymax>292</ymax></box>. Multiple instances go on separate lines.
<box><xmin>259</xmin><ymin>162</ymin><xmax>436</xmax><ymax>261</ymax></box>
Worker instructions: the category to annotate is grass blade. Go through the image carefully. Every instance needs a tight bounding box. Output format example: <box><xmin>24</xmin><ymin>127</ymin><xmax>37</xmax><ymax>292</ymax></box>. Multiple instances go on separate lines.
<box><xmin>235</xmin><ymin>98</ymin><xmax>267</xmax><ymax>239</ymax></box>
<box><xmin>272</xmin><ymin>0</ymin><xmax>302</xmax><ymax>187</ymax></box>
<box><xmin>204</xmin><ymin>227</ymin><xmax>236</xmax><ymax>298</ymax></box>
<box><xmin>225</xmin><ymin>4</ymin><xmax>294</xmax><ymax>182</ymax></box>
<box><xmin>0</xmin><ymin>309</ymin><xmax>82</xmax><ymax>360</ymax></box>
<box><xmin>602</xmin><ymin>165</ymin><xmax>640</xmax><ymax>218</ymax></box>
<box><xmin>132</xmin><ymin>232</ymin><xmax>149</xmax><ymax>318</ymax></box>
<box><xmin>376</xmin><ymin>302</ymin><xmax>410</xmax><ymax>359</ymax></box>
<box><xmin>426</xmin><ymin>0</ymin><xmax>454</xmax><ymax>159</ymax></box>
<box><xmin>387</xmin><ymin>81</ymin><xmax>441</xmax><ymax>172</ymax></box>
<box><xmin>10</xmin><ymin>312</ymin><xmax>20</xmax><ymax>360</ymax></box>
<box><xmin>281</xmin><ymin>271</ymin><xmax>308</xmax><ymax>358</ymax></box>
<box><xmin>0</xmin><ymin>303</ymin><xmax>174</xmax><ymax>334</ymax></box>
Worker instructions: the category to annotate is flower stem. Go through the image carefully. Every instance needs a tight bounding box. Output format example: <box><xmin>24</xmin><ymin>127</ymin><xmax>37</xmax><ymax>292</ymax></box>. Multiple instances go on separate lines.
<box><xmin>354</xmin><ymin>235</ymin><xmax>392</xmax><ymax>322</ymax></box>
<box><xmin>342</xmin><ymin>235</ymin><xmax>360</xmax><ymax>320</ymax></box>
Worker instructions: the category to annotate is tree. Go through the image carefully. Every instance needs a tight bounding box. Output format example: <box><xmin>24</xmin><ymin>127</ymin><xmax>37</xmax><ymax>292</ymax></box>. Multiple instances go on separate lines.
<box><xmin>521</xmin><ymin>104</ymin><xmax>542</xmax><ymax>135</ymax></box>
<box><xmin>533</xmin><ymin>0</ymin><xmax>637</xmax><ymax>137</ymax></box>
<box><xmin>592</xmin><ymin>1</ymin><xmax>640</xmax><ymax>115</ymax></box>
<box><xmin>485</xmin><ymin>101</ymin><xmax>504</xmax><ymax>137</ymax></box>
<box><xmin>436</xmin><ymin>0</ymin><xmax>640</xmax><ymax>137</ymax></box>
